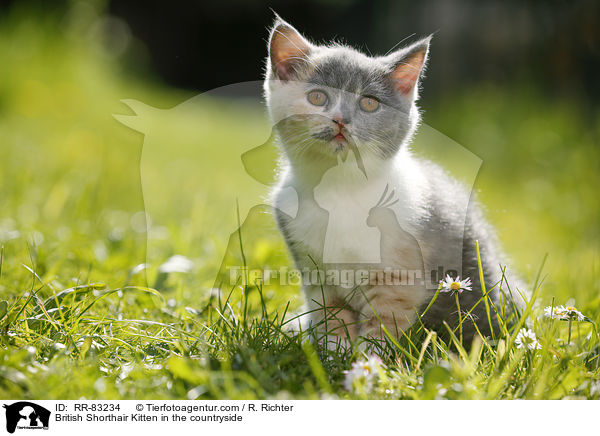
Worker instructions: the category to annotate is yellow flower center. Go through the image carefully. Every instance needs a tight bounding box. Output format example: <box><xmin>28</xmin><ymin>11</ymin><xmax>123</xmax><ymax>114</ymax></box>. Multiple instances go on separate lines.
<box><xmin>567</xmin><ymin>306</ymin><xmax>576</xmax><ymax>312</ymax></box>
<box><xmin>450</xmin><ymin>282</ymin><xmax>461</xmax><ymax>291</ymax></box>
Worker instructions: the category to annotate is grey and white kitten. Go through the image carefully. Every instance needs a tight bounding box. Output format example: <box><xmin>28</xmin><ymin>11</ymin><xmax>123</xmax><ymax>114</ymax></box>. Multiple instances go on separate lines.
<box><xmin>264</xmin><ymin>17</ymin><xmax>522</xmax><ymax>344</ymax></box>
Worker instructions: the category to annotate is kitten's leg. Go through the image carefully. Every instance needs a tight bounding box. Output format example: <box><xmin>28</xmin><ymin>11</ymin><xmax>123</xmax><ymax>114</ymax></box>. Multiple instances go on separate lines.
<box><xmin>357</xmin><ymin>285</ymin><xmax>424</xmax><ymax>339</ymax></box>
<box><xmin>303</xmin><ymin>286</ymin><xmax>359</xmax><ymax>347</ymax></box>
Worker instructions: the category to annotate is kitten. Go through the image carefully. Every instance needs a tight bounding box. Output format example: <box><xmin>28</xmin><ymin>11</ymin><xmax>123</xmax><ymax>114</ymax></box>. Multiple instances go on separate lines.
<box><xmin>264</xmin><ymin>17</ymin><xmax>522</xmax><ymax>344</ymax></box>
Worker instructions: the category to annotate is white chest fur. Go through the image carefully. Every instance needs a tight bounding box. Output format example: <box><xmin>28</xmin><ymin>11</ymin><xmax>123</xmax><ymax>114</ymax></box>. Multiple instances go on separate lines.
<box><xmin>274</xmin><ymin>152</ymin><xmax>427</xmax><ymax>268</ymax></box>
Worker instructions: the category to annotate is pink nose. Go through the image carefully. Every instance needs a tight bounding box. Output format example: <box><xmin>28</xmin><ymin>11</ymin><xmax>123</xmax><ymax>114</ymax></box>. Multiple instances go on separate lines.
<box><xmin>332</xmin><ymin>117</ymin><xmax>345</xmax><ymax>127</ymax></box>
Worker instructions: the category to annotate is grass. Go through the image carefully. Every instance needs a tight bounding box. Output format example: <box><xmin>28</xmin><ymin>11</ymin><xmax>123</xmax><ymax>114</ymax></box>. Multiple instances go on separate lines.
<box><xmin>1</xmin><ymin>5</ymin><xmax>599</xmax><ymax>399</ymax></box>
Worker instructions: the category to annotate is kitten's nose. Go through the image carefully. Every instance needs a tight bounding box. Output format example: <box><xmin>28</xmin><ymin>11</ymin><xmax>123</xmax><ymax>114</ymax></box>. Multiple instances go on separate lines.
<box><xmin>332</xmin><ymin>116</ymin><xmax>350</xmax><ymax>126</ymax></box>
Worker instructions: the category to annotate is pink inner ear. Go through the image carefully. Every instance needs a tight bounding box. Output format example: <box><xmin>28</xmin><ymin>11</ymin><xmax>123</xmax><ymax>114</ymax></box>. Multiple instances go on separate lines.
<box><xmin>270</xmin><ymin>25</ymin><xmax>310</xmax><ymax>80</ymax></box>
<box><xmin>391</xmin><ymin>51</ymin><xmax>426</xmax><ymax>95</ymax></box>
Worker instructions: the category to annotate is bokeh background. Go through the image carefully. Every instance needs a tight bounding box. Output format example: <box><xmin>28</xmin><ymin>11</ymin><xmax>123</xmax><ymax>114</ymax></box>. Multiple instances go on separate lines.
<box><xmin>0</xmin><ymin>0</ymin><xmax>599</xmax><ymax>361</ymax></box>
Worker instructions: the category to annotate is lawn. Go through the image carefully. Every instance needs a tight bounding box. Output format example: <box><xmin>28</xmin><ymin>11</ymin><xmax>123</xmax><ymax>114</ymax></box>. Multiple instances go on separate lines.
<box><xmin>1</xmin><ymin>7</ymin><xmax>599</xmax><ymax>399</ymax></box>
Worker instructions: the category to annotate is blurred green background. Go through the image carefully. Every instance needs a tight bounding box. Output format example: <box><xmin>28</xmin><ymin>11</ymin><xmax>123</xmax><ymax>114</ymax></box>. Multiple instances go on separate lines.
<box><xmin>0</xmin><ymin>0</ymin><xmax>598</xmax><ymax>398</ymax></box>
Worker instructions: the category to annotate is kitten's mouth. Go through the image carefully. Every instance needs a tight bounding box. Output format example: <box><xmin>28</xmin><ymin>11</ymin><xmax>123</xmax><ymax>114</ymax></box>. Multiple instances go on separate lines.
<box><xmin>334</xmin><ymin>132</ymin><xmax>346</xmax><ymax>142</ymax></box>
<box><xmin>313</xmin><ymin>129</ymin><xmax>348</xmax><ymax>148</ymax></box>
<box><xmin>331</xmin><ymin>133</ymin><xmax>348</xmax><ymax>154</ymax></box>
<box><xmin>310</xmin><ymin>127</ymin><xmax>353</xmax><ymax>154</ymax></box>
<box><xmin>332</xmin><ymin>129</ymin><xmax>352</xmax><ymax>154</ymax></box>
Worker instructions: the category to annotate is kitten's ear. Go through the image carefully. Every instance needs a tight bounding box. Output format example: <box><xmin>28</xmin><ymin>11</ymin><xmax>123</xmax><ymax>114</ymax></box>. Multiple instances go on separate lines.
<box><xmin>268</xmin><ymin>18</ymin><xmax>312</xmax><ymax>81</ymax></box>
<box><xmin>386</xmin><ymin>36</ymin><xmax>431</xmax><ymax>97</ymax></box>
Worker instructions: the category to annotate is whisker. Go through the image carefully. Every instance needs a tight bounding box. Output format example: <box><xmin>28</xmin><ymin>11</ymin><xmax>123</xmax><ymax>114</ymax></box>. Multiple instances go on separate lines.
<box><xmin>384</xmin><ymin>33</ymin><xmax>416</xmax><ymax>57</ymax></box>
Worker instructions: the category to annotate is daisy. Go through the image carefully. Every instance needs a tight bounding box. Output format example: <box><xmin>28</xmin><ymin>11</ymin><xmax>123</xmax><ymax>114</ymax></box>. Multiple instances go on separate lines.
<box><xmin>343</xmin><ymin>355</ymin><xmax>384</xmax><ymax>393</ymax></box>
<box><xmin>546</xmin><ymin>303</ymin><xmax>587</xmax><ymax>345</ymax></box>
<box><xmin>561</xmin><ymin>306</ymin><xmax>586</xmax><ymax>322</ymax></box>
<box><xmin>544</xmin><ymin>304</ymin><xmax>565</xmax><ymax>319</ymax></box>
<box><xmin>545</xmin><ymin>305</ymin><xmax>585</xmax><ymax>322</ymax></box>
<box><xmin>515</xmin><ymin>328</ymin><xmax>541</xmax><ymax>350</ymax></box>
<box><xmin>440</xmin><ymin>275</ymin><xmax>472</xmax><ymax>294</ymax></box>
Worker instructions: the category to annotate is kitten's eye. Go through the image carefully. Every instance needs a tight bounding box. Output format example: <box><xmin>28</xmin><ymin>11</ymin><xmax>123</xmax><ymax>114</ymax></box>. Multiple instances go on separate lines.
<box><xmin>307</xmin><ymin>90</ymin><xmax>328</xmax><ymax>106</ymax></box>
<box><xmin>359</xmin><ymin>96</ymin><xmax>380</xmax><ymax>112</ymax></box>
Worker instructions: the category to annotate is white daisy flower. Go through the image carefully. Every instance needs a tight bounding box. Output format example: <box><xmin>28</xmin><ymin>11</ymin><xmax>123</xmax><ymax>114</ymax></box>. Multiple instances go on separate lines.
<box><xmin>158</xmin><ymin>255</ymin><xmax>194</xmax><ymax>273</ymax></box>
<box><xmin>561</xmin><ymin>306</ymin><xmax>586</xmax><ymax>322</ymax></box>
<box><xmin>440</xmin><ymin>275</ymin><xmax>472</xmax><ymax>294</ymax></box>
<box><xmin>515</xmin><ymin>328</ymin><xmax>541</xmax><ymax>350</ymax></box>
<box><xmin>343</xmin><ymin>355</ymin><xmax>384</xmax><ymax>393</ymax></box>
<box><xmin>546</xmin><ymin>305</ymin><xmax>585</xmax><ymax>322</ymax></box>
<box><xmin>544</xmin><ymin>305</ymin><xmax>565</xmax><ymax>319</ymax></box>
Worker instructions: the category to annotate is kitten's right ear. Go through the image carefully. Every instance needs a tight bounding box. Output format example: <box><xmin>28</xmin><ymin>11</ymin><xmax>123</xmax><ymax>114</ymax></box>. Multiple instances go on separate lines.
<box><xmin>268</xmin><ymin>18</ymin><xmax>311</xmax><ymax>81</ymax></box>
<box><xmin>385</xmin><ymin>36</ymin><xmax>432</xmax><ymax>97</ymax></box>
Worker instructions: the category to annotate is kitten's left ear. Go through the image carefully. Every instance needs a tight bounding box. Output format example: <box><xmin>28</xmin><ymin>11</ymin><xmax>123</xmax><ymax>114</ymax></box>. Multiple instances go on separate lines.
<box><xmin>385</xmin><ymin>36</ymin><xmax>432</xmax><ymax>97</ymax></box>
<box><xmin>268</xmin><ymin>17</ymin><xmax>312</xmax><ymax>81</ymax></box>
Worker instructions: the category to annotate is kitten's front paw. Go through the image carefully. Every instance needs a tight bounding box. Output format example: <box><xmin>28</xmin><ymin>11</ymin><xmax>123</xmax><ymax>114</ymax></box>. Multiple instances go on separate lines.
<box><xmin>358</xmin><ymin>312</ymin><xmax>413</xmax><ymax>341</ymax></box>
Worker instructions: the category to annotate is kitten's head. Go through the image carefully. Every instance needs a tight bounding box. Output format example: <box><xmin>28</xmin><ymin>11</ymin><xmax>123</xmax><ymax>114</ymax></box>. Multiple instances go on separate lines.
<box><xmin>264</xmin><ymin>17</ymin><xmax>431</xmax><ymax>163</ymax></box>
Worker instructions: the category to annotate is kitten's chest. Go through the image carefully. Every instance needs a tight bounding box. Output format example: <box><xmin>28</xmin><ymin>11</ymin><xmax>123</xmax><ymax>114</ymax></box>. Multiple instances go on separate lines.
<box><xmin>277</xmin><ymin>176</ymin><xmax>399</xmax><ymax>265</ymax></box>
<box><xmin>315</xmin><ymin>185</ymin><xmax>382</xmax><ymax>263</ymax></box>
<box><xmin>281</xmin><ymin>190</ymin><xmax>329</xmax><ymax>263</ymax></box>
